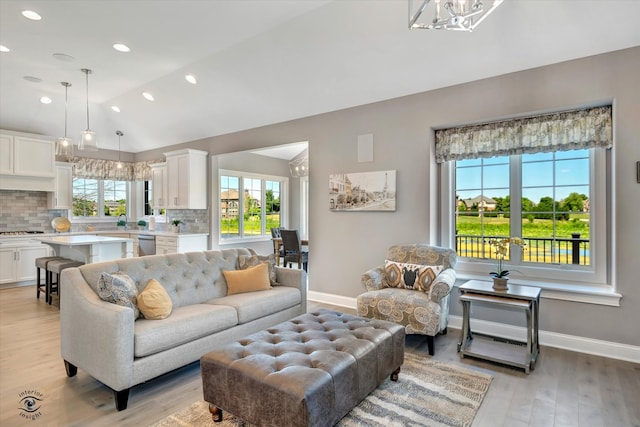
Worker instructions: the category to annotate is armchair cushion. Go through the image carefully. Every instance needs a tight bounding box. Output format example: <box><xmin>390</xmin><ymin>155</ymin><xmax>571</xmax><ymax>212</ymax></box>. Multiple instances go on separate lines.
<box><xmin>384</xmin><ymin>260</ymin><xmax>443</xmax><ymax>292</ymax></box>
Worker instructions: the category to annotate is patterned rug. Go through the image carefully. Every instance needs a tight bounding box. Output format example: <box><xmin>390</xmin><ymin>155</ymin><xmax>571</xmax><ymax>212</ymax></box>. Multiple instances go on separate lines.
<box><xmin>149</xmin><ymin>351</ymin><xmax>492</xmax><ymax>427</ymax></box>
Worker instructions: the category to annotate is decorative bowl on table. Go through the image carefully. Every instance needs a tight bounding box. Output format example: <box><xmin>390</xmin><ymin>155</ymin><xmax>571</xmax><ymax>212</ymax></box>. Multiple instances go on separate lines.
<box><xmin>51</xmin><ymin>217</ymin><xmax>71</xmax><ymax>233</ymax></box>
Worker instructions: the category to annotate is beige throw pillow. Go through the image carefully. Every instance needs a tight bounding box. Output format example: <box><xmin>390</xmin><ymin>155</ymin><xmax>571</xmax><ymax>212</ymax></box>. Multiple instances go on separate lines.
<box><xmin>223</xmin><ymin>263</ymin><xmax>272</xmax><ymax>295</ymax></box>
<box><xmin>138</xmin><ymin>279</ymin><xmax>173</xmax><ymax>320</ymax></box>
<box><xmin>238</xmin><ymin>253</ymin><xmax>279</xmax><ymax>286</ymax></box>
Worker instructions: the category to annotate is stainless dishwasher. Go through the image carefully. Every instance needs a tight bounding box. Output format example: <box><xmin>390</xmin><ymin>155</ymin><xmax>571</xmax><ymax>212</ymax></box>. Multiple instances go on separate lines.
<box><xmin>138</xmin><ymin>234</ymin><xmax>156</xmax><ymax>256</ymax></box>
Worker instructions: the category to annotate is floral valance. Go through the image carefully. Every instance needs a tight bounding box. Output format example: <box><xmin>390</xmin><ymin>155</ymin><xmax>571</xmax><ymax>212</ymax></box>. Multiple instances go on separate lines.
<box><xmin>70</xmin><ymin>157</ymin><xmax>163</xmax><ymax>181</ymax></box>
<box><xmin>435</xmin><ymin>105</ymin><xmax>612</xmax><ymax>163</ymax></box>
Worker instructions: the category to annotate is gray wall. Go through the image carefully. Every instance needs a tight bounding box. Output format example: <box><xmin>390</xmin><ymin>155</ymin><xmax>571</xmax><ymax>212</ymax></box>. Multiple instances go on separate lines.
<box><xmin>135</xmin><ymin>47</ymin><xmax>639</xmax><ymax>347</ymax></box>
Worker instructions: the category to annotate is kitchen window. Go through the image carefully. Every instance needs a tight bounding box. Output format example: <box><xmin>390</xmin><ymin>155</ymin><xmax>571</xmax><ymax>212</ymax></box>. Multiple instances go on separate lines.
<box><xmin>219</xmin><ymin>170</ymin><xmax>286</xmax><ymax>241</ymax></box>
<box><xmin>72</xmin><ymin>177</ymin><xmax>129</xmax><ymax>218</ymax></box>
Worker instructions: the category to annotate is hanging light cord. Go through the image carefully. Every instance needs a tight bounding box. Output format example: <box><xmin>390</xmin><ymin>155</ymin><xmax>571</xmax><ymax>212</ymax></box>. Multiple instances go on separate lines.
<box><xmin>63</xmin><ymin>83</ymin><xmax>69</xmax><ymax>138</ymax></box>
<box><xmin>116</xmin><ymin>130</ymin><xmax>123</xmax><ymax>163</ymax></box>
<box><xmin>85</xmin><ymin>70</ymin><xmax>90</xmax><ymax>129</ymax></box>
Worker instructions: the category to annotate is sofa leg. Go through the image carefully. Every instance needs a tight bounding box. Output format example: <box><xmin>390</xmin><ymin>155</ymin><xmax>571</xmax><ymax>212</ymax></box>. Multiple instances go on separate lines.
<box><xmin>114</xmin><ymin>388</ymin><xmax>130</xmax><ymax>411</ymax></box>
<box><xmin>426</xmin><ymin>335</ymin><xmax>435</xmax><ymax>356</ymax></box>
<box><xmin>442</xmin><ymin>327</ymin><xmax>448</xmax><ymax>335</ymax></box>
<box><xmin>64</xmin><ymin>360</ymin><xmax>77</xmax><ymax>377</ymax></box>
<box><xmin>209</xmin><ymin>404</ymin><xmax>223</xmax><ymax>422</ymax></box>
<box><xmin>390</xmin><ymin>366</ymin><xmax>401</xmax><ymax>382</ymax></box>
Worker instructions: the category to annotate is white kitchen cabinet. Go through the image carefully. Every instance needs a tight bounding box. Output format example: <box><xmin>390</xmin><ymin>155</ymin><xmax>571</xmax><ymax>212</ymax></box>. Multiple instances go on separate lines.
<box><xmin>164</xmin><ymin>149</ymin><xmax>207</xmax><ymax>209</ymax></box>
<box><xmin>150</xmin><ymin>163</ymin><xmax>167</xmax><ymax>209</ymax></box>
<box><xmin>0</xmin><ymin>241</ymin><xmax>50</xmax><ymax>284</ymax></box>
<box><xmin>102</xmin><ymin>233</ymin><xmax>139</xmax><ymax>257</ymax></box>
<box><xmin>48</xmin><ymin>162</ymin><xmax>73</xmax><ymax>209</ymax></box>
<box><xmin>0</xmin><ymin>131</ymin><xmax>55</xmax><ymax>191</ymax></box>
<box><xmin>155</xmin><ymin>234</ymin><xmax>207</xmax><ymax>255</ymax></box>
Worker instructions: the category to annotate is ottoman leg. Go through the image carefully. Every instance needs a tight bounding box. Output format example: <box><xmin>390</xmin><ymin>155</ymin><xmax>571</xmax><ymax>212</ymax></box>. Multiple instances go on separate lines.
<box><xmin>391</xmin><ymin>366</ymin><xmax>401</xmax><ymax>382</ymax></box>
<box><xmin>209</xmin><ymin>404</ymin><xmax>223</xmax><ymax>422</ymax></box>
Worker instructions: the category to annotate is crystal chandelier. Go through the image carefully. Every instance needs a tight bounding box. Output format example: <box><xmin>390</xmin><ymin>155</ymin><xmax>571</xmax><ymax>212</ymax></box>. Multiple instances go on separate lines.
<box><xmin>78</xmin><ymin>68</ymin><xmax>98</xmax><ymax>151</ymax></box>
<box><xmin>55</xmin><ymin>81</ymin><xmax>74</xmax><ymax>159</ymax></box>
<box><xmin>409</xmin><ymin>0</ymin><xmax>503</xmax><ymax>32</ymax></box>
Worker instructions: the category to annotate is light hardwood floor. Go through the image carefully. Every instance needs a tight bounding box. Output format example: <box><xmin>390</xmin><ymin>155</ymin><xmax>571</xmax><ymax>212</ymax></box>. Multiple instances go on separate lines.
<box><xmin>1</xmin><ymin>285</ymin><xmax>638</xmax><ymax>427</ymax></box>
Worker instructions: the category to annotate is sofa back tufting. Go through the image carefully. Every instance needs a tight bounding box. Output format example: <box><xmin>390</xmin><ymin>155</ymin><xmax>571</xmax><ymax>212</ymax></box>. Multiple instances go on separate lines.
<box><xmin>78</xmin><ymin>248</ymin><xmax>256</xmax><ymax>308</ymax></box>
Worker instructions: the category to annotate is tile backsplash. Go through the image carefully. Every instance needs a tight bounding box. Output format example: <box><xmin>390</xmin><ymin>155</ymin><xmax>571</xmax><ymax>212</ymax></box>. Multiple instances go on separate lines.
<box><xmin>0</xmin><ymin>190</ymin><xmax>66</xmax><ymax>232</ymax></box>
<box><xmin>0</xmin><ymin>190</ymin><xmax>210</xmax><ymax>234</ymax></box>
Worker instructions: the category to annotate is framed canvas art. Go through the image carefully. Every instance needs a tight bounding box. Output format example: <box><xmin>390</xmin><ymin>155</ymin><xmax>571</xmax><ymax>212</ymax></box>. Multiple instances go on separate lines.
<box><xmin>329</xmin><ymin>170</ymin><xmax>396</xmax><ymax>211</ymax></box>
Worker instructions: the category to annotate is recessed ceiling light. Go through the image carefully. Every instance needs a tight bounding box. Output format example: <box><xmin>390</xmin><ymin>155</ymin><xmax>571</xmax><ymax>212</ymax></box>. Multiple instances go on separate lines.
<box><xmin>22</xmin><ymin>10</ymin><xmax>42</xmax><ymax>20</ymax></box>
<box><xmin>40</xmin><ymin>96</ymin><xmax>52</xmax><ymax>104</ymax></box>
<box><xmin>185</xmin><ymin>74</ymin><xmax>197</xmax><ymax>85</ymax></box>
<box><xmin>142</xmin><ymin>92</ymin><xmax>155</xmax><ymax>102</ymax></box>
<box><xmin>111</xmin><ymin>105</ymin><xmax>121</xmax><ymax>113</ymax></box>
<box><xmin>24</xmin><ymin>76</ymin><xmax>42</xmax><ymax>83</ymax></box>
<box><xmin>0</xmin><ymin>45</ymin><xmax>9</xmax><ymax>53</ymax></box>
<box><xmin>53</xmin><ymin>53</ymin><xmax>75</xmax><ymax>62</ymax></box>
<box><xmin>113</xmin><ymin>43</ymin><xmax>130</xmax><ymax>53</ymax></box>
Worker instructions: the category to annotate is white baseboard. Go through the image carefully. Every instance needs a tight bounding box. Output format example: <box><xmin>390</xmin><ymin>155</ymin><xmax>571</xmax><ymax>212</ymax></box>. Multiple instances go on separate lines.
<box><xmin>307</xmin><ymin>291</ymin><xmax>640</xmax><ymax>363</ymax></box>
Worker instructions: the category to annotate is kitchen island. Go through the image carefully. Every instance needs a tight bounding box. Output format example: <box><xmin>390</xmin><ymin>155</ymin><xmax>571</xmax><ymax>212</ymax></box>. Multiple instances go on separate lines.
<box><xmin>37</xmin><ymin>235</ymin><xmax>134</xmax><ymax>264</ymax></box>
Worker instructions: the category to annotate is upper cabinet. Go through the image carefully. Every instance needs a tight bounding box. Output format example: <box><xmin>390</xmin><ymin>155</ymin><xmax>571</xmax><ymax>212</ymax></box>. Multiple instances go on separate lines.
<box><xmin>164</xmin><ymin>149</ymin><xmax>207</xmax><ymax>209</ymax></box>
<box><xmin>150</xmin><ymin>162</ymin><xmax>167</xmax><ymax>209</ymax></box>
<box><xmin>0</xmin><ymin>131</ymin><xmax>56</xmax><ymax>191</ymax></box>
<box><xmin>48</xmin><ymin>162</ymin><xmax>73</xmax><ymax>209</ymax></box>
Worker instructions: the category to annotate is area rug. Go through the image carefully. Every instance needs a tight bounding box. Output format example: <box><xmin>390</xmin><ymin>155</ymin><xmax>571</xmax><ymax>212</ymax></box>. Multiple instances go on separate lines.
<box><xmin>148</xmin><ymin>351</ymin><xmax>492</xmax><ymax>427</ymax></box>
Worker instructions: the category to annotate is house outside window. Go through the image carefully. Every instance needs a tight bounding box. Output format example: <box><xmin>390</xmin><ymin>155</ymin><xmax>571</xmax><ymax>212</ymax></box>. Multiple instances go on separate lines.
<box><xmin>219</xmin><ymin>170</ymin><xmax>286</xmax><ymax>241</ymax></box>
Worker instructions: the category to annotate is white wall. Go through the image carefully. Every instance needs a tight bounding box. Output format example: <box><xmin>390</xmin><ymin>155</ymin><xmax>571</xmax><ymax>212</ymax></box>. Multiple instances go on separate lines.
<box><xmin>137</xmin><ymin>47</ymin><xmax>640</xmax><ymax>347</ymax></box>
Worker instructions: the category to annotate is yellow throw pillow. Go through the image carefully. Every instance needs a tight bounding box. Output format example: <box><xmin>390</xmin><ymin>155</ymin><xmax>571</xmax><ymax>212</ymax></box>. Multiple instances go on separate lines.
<box><xmin>138</xmin><ymin>279</ymin><xmax>173</xmax><ymax>320</ymax></box>
<box><xmin>223</xmin><ymin>263</ymin><xmax>272</xmax><ymax>295</ymax></box>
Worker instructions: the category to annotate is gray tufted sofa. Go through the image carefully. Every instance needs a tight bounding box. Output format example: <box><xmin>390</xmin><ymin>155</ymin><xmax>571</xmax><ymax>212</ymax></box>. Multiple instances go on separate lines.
<box><xmin>60</xmin><ymin>248</ymin><xmax>306</xmax><ymax>411</ymax></box>
<box><xmin>201</xmin><ymin>309</ymin><xmax>405</xmax><ymax>427</ymax></box>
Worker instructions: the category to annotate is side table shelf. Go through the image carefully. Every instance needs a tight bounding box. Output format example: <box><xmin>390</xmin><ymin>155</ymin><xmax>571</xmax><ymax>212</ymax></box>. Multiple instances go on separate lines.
<box><xmin>457</xmin><ymin>280</ymin><xmax>541</xmax><ymax>374</ymax></box>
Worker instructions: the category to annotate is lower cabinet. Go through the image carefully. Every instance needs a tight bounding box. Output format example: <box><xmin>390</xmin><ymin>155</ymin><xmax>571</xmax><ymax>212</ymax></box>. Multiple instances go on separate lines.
<box><xmin>156</xmin><ymin>235</ymin><xmax>207</xmax><ymax>255</ymax></box>
<box><xmin>0</xmin><ymin>242</ymin><xmax>50</xmax><ymax>284</ymax></box>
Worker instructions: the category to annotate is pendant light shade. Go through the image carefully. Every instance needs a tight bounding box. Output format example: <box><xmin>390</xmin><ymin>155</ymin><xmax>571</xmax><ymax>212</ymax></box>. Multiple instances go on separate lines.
<box><xmin>56</xmin><ymin>81</ymin><xmax>74</xmax><ymax>159</ymax></box>
<box><xmin>78</xmin><ymin>68</ymin><xmax>98</xmax><ymax>151</ymax></box>
<box><xmin>116</xmin><ymin>130</ymin><xmax>123</xmax><ymax>169</ymax></box>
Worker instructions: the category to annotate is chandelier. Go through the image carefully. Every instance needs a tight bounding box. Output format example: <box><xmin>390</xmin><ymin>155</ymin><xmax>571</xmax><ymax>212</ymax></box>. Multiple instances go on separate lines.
<box><xmin>409</xmin><ymin>0</ymin><xmax>503</xmax><ymax>32</ymax></box>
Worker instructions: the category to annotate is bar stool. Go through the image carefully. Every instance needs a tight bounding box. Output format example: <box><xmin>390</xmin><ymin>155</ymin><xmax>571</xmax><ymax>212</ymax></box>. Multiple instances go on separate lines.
<box><xmin>46</xmin><ymin>259</ymin><xmax>84</xmax><ymax>305</ymax></box>
<box><xmin>35</xmin><ymin>256</ymin><xmax>65</xmax><ymax>300</ymax></box>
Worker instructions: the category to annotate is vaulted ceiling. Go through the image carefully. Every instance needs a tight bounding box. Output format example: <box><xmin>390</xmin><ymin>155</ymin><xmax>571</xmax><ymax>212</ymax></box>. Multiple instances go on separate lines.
<box><xmin>1</xmin><ymin>0</ymin><xmax>639</xmax><ymax>153</ymax></box>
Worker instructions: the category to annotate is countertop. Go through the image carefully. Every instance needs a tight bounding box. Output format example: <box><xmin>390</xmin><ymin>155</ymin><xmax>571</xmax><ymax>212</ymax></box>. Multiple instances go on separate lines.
<box><xmin>0</xmin><ymin>230</ymin><xmax>209</xmax><ymax>244</ymax></box>
<box><xmin>37</xmin><ymin>235</ymin><xmax>133</xmax><ymax>245</ymax></box>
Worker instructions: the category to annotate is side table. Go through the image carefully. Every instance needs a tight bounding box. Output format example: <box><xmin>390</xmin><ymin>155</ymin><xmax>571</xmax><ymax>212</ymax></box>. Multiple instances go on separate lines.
<box><xmin>457</xmin><ymin>280</ymin><xmax>541</xmax><ymax>373</ymax></box>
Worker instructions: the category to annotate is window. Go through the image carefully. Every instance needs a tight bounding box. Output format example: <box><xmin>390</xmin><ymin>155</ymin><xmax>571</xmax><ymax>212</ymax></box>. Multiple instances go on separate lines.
<box><xmin>73</xmin><ymin>178</ymin><xmax>129</xmax><ymax>218</ymax></box>
<box><xmin>438</xmin><ymin>106</ymin><xmax>612</xmax><ymax>289</ymax></box>
<box><xmin>144</xmin><ymin>180</ymin><xmax>152</xmax><ymax>216</ymax></box>
<box><xmin>455</xmin><ymin>149</ymin><xmax>592</xmax><ymax>266</ymax></box>
<box><xmin>219</xmin><ymin>170</ymin><xmax>286</xmax><ymax>240</ymax></box>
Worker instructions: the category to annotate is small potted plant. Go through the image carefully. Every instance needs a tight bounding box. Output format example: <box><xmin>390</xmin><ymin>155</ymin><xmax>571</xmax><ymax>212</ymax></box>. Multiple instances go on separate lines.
<box><xmin>137</xmin><ymin>220</ymin><xmax>147</xmax><ymax>230</ymax></box>
<box><xmin>116</xmin><ymin>219</ymin><xmax>127</xmax><ymax>230</ymax></box>
<box><xmin>487</xmin><ymin>237</ymin><xmax>526</xmax><ymax>290</ymax></box>
<box><xmin>171</xmin><ymin>219</ymin><xmax>182</xmax><ymax>233</ymax></box>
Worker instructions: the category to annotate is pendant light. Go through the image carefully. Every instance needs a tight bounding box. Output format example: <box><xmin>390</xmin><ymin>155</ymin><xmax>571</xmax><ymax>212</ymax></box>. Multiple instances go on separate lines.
<box><xmin>55</xmin><ymin>81</ymin><xmax>74</xmax><ymax>159</ymax></box>
<box><xmin>116</xmin><ymin>130</ymin><xmax>123</xmax><ymax>169</ymax></box>
<box><xmin>78</xmin><ymin>68</ymin><xmax>98</xmax><ymax>151</ymax></box>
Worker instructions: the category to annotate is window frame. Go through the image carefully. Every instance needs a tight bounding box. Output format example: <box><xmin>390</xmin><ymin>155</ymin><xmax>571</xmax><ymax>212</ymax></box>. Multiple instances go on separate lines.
<box><xmin>441</xmin><ymin>148</ymin><xmax>616</xmax><ymax>303</ymax></box>
<box><xmin>218</xmin><ymin>169</ymin><xmax>288</xmax><ymax>244</ymax></box>
<box><xmin>71</xmin><ymin>177</ymin><xmax>131</xmax><ymax>221</ymax></box>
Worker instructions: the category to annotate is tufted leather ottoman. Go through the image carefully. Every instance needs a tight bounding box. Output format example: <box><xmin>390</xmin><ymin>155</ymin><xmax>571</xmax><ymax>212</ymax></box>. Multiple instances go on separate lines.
<box><xmin>201</xmin><ymin>309</ymin><xmax>405</xmax><ymax>427</ymax></box>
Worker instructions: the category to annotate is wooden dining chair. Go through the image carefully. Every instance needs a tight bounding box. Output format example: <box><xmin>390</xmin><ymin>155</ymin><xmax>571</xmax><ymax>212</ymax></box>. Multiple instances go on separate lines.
<box><xmin>280</xmin><ymin>229</ymin><xmax>308</xmax><ymax>272</ymax></box>
<box><xmin>270</xmin><ymin>227</ymin><xmax>285</xmax><ymax>265</ymax></box>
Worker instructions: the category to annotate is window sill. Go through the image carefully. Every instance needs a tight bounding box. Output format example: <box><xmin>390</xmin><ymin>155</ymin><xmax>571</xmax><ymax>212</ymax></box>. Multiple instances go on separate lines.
<box><xmin>455</xmin><ymin>272</ymin><xmax>622</xmax><ymax>307</ymax></box>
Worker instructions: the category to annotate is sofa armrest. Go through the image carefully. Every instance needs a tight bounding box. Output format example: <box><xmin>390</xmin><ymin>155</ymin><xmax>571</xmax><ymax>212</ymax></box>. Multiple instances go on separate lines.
<box><xmin>275</xmin><ymin>266</ymin><xmax>307</xmax><ymax>313</ymax></box>
<box><xmin>60</xmin><ymin>268</ymin><xmax>135</xmax><ymax>391</ymax></box>
<box><xmin>361</xmin><ymin>265</ymin><xmax>386</xmax><ymax>292</ymax></box>
<box><xmin>429</xmin><ymin>268</ymin><xmax>456</xmax><ymax>303</ymax></box>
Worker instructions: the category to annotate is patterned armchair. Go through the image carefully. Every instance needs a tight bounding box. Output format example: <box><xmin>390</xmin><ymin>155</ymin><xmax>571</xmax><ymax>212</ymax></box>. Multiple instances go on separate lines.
<box><xmin>357</xmin><ymin>244</ymin><xmax>457</xmax><ymax>355</ymax></box>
